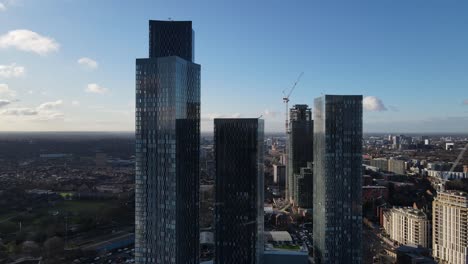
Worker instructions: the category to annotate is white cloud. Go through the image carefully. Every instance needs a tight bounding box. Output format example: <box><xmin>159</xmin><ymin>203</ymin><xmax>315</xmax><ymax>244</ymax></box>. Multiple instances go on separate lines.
<box><xmin>0</xmin><ymin>3</ymin><xmax>6</xmax><ymax>11</ymax></box>
<box><xmin>0</xmin><ymin>99</ymin><xmax>10</xmax><ymax>108</ymax></box>
<box><xmin>36</xmin><ymin>112</ymin><xmax>64</xmax><ymax>121</ymax></box>
<box><xmin>0</xmin><ymin>84</ymin><xmax>16</xmax><ymax>97</ymax></box>
<box><xmin>37</xmin><ymin>100</ymin><xmax>63</xmax><ymax>111</ymax></box>
<box><xmin>0</xmin><ymin>29</ymin><xmax>60</xmax><ymax>55</ymax></box>
<box><xmin>72</xmin><ymin>100</ymin><xmax>80</xmax><ymax>106</ymax></box>
<box><xmin>0</xmin><ymin>63</ymin><xmax>25</xmax><ymax>78</ymax></box>
<box><xmin>0</xmin><ymin>107</ymin><xmax>37</xmax><ymax>116</ymax></box>
<box><xmin>78</xmin><ymin>57</ymin><xmax>98</xmax><ymax>69</ymax></box>
<box><xmin>363</xmin><ymin>96</ymin><xmax>387</xmax><ymax>112</ymax></box>
<box><xmin>85</xmin><ymin>83</ymin><xmax>108</xmax><ymax>94</ymax></box>
<box><xmin>263</xmin><ymin>109</ymin><xmax>279</xmax><ymax>118</ymax></box>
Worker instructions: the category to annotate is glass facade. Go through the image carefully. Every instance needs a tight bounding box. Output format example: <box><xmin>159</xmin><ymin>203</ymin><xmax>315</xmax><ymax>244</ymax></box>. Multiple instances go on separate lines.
<box><xmin>296</xmin><ymin>162</ymin><xmax>313</xmax><ymax>208</ymax></box>
<box><xmin>313</xmin><ymin>95</ymin><xmax>363</xmax><ymax>264</ymax></box>
<box><xmin>149</xmin><ymin>20</ymin><xmax>194</xmax><ymax>62</ymax></box>
<box><xmin>135</xmin><ymin>21</ymin><xmax>200</xmax><ymax>264</ymax></box>
<box><xmin>214</xmin><ymin>118</ymin><xmax>264</xmax><ymax>264</ymax></box>
<box><xmin>287</xmin><ymin>104</ymin><xmax>313</xmax><ymax>205</ymax></box>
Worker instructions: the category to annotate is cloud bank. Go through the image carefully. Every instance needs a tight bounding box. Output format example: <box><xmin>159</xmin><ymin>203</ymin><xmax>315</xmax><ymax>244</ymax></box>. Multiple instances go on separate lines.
<box><xmin>78</xmin><ymin>57</ymin><xmax>98</xmax><ymax>69</ymax></box>
<box><xmin>363</xmin><ymin>96</ymin><xmax>387</xmax><ymax>112</ymax></box>
<box><xmin>86</xmin><ymin>83</ymin><xmax>108</xmax><ymax>94</ymax></box>
<box><xmin>0</xmin><ymin>29</ymin><xmax>60</xmax><ymax>55</ymax></box>
<box><xmin>0</xmin><ymin>63</ymin><xmax>25</xmax><ymax>78</ymax></box>
<box><xmin>0</xmin><ymin>84</ymin><xmax>16</xmax><ymax>97</ymax></box>
<box><xmin>0</xmin><ymin>99</ymin><xmax>10</xmax><ymax>108</ymax></box>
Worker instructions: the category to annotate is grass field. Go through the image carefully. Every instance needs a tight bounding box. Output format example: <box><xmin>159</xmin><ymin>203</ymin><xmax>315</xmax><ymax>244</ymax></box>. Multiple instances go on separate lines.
<box><xmin>273</xmin><ymin>244</ymin><xmax>302</xmax><ymax>250</ymax></box>
<box><xmin>55</xmin><ymin>200</ymin><xmax>111</xmax><ymax>214</ymax></box>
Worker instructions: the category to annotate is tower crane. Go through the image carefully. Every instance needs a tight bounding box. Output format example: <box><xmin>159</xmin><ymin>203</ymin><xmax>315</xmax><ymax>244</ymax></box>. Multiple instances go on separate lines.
<box><xmin>282</xmin><ymin>72</ymin><xmax>304</xmax><ymax>134</ymax></box>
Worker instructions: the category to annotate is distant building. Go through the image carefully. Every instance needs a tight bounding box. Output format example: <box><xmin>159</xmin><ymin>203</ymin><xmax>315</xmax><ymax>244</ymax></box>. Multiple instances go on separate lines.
<box><xmin>382</xmin><ymin>207</ymin><xmax>430</xmax><ymax>248</ymax></box>
<box><xmin>214</xmin><ymin>118</ymin><xmax>264</xmax><ymax>264</ymax></box>
<box><xmin>362</xmin><ymin>186</ymin><xmax>389</xmax><ymax>204</ymax></box>
<box><xmin>370</xmin><ymin>158</ymin><xmax>389</xmax><ymax>171</ymax></box>
<box><xmin>446</xmin><ymin>142</ymin><xmax>455</xmax><ymax>151</ymax></box>
<box><xmin>424</xmin><ymin>169</ymin><xmax>468</xmax><ymax>180</ymax></box>
<box><xmin>287</xmin><ymin>104</ymin><xmax>313</xmax><ymax>204</ymax></box>
<box><xmin>433</xmin><ymin>191</ymin><xmax>468</xmax><ymax>264</ymax></box>
<box><xmin>313</xmin><ymin>95</ymin><xmax>363</xmax><ymax>264</ymax></box>
<box><xmin>388</xmin><ymin>158</ymin><xmax>407</xmax><ymax>175</ymax></box>
<box><xmin>95</xmin><ymin>153</ymin><xmax>107</xmax><ymax>168</ymax></box>
<box><xmin>273</xmin><ymin>164</ymin><xmax>286</xmax><ymax>190</ymax></box>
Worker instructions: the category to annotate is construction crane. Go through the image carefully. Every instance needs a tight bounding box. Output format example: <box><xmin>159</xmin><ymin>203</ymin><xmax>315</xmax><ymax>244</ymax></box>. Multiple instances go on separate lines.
<box><xmin>449</xmin><ymin>142</ymin><xmax>468</xmax><ymax>173</ymax></box>
<box><xmin>282</xmin><ymin>72</ymin><xmax>304</xmax><ymax>134</ymax></box>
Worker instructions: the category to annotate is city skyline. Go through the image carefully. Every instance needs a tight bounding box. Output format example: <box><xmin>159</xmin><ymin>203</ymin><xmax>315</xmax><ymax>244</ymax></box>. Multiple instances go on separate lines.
<box><xmin>1</xmin><ymin>0</ymin><xmax>468</xmax><ymax>133</ymax></box>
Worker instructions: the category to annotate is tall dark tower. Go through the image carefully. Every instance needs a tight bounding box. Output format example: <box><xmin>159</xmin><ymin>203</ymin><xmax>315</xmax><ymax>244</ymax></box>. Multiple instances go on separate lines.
<box><xmin>313</xmin><ymin>95</ymin><xmax>363</xmax><ymax>264</ymax></box>
<box><xmin>287</xmin><ymin>104</ymin><xmax>313</xmax><ymax>205</ymax></box>
<box><xmin>135</xmin><ymin>20</ymin><xmax>200</xmax><ymax>264</ymax></box>
<box><xmin>214</xmin><ymin>118</ymin><xmax>264</xmax><ymax>264</ymax></box>
<box><xmin>149</xmin><ymin>20</ymin><xmax>194</xmax><ymax>61</ymax></box>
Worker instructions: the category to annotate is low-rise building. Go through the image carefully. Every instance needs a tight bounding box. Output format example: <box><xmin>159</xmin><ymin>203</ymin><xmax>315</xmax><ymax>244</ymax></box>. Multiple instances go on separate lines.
<box><xmin>362</xmin><ymin>186</ymin><xmax>388</xmax><ymax>204</ymax></box>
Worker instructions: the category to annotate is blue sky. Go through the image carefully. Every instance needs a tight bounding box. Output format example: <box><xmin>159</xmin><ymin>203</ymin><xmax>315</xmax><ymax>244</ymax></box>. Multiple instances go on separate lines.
<box><xmin>0</xmin><ymin>0</ymin><xmax>467</xmax><ymax>132</ymax></box>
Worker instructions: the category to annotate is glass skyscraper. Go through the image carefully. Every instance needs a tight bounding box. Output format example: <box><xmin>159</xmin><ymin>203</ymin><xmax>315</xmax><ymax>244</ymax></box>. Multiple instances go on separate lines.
<box><xmin>313</xmin><ymin>95</ymin><xmax>363</xmax><ymax>264</ymax></box>
<box><xmin>287</xmin><ymin>104</ymin><xmax>313</xmax><ymax>205</ymax></box>
<box><xmin>135</xmin><ymin>20</ymin><xmax>200</xmax><ymax>264</ymax></box>
<box><xmin>214</xmin><ymin>118</ymin><xmax>264</xmax><ymax>264</ymax></box>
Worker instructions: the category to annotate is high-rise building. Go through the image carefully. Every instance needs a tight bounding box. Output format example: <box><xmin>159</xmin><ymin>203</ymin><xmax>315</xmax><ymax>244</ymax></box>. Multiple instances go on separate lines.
<box><xmin>273</xmin><ymin>164</ymin><xmax>286</xmax><ymax>190</ymax></box>
<box><xmin>287</xmin><ymin>104</ymin><xmax>313</xmax><ymax>204</ymax></box>
<box><xmin>313</xmin><ymin>95</ymin><xmax>363</xmax><ymax>264</ymax></box>
<box><xmin>433</xmin><ymin>191</ymin><xmax>468</xmax><ymax>264</ymax></box>
<box><xmin>296</xmin><ymin>162</ymin><xmax>313</xmax><ymax>208</ymax></box>
<box><xmin>214</xmin><ymin>118</ymin><xmax>264</xmax><ymax>264</ymax></box>
<box><xmin>135</xmin><ymin>20</ymin><xmax>200</xmax><ymax>264</ymax></box>
<box><xmin>382</xmin><ymin>207</ymin><xmax>430</xmax><ymax>248</ymax></box>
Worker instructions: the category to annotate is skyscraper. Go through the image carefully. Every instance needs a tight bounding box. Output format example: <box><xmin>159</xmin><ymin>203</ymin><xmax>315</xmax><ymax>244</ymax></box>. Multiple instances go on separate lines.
<box><xmin>214</xmin><ymin>118</ymin><xmax>264</xmax><ymax>264</ymax></box>
<box><xmin>273</xmin><ymin>164</ymin><xmax>286</xmax><ymax>190</ymax></box>
<box><xmin>135</xmin><ymin>20</ymin><xmax>200</xmax><ymax>264</ymax></box>
<box><xmin>433</xmin><ymin>191</ymin><xmax>468</xmax><ymax>263</ymax></box>
<box><xmin>313</xmin><ymin>95</ymin><xmax>363</xmax><ymax>264</ymax></box>
<box><xmin>296</xmin><ymin>162</ymin><xmax>313</xmax><ymax>208</ymax></box>
<box><xmin>287</xmin><ymin>104</ymin><xmax>313</xmax><ymax>204</ymax></box>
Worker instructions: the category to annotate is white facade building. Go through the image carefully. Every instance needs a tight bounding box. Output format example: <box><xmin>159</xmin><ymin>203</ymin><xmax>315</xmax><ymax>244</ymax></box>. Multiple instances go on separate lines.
<box><xmin>433</xmin><ymin>191</ymin><xmax>468</xmax><ymax>264</ymax></box>
<box><xmin>382</xmin><ymin>207</ymin><xmax>430</xmax><ymax>248</ymax></box>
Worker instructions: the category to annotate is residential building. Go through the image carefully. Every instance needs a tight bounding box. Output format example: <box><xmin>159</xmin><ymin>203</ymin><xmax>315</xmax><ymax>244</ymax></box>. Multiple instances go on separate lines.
<box><xmin>313</xmin><ymin>95</ymin><xmax>363</xmax><ymax>264</ymax></box>
<box><xmin>388</xmin><ymin>158</ymin><xmax>407</xmax><ymax>175</ymax></box>
<box><xmin>433</xmin><ymin>191</ymin><xmax>468</xmax><ymax>264</ymax></box>
<box><xmin>135</xmin><ymin>20</ymin><xmax>200</xmax><ymax>264</ymax></box>
<box><xmin>382</xmin><ymin>207</ymin><xmax>430</xmax><ymax>248</ymax></box>
<box><xmin>370</xmin><ymin>158</ymin><xmax>388</xmax><ymax>171</ymax></box>
<box><xmin>287</xmin><ymin>104</ymin><xmax>313</xmax><ymax>204</ymax></box>
<box><xmin>214</xmin><ymin>118</ymin><xmax>264</xmax><ymax>264</ymax></box>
